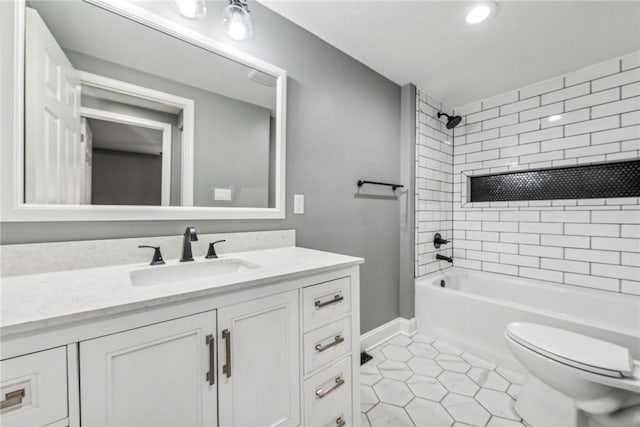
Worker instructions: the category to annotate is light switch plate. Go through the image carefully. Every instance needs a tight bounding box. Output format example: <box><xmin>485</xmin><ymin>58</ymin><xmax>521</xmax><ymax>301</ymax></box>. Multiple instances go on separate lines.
<box><xmin>293</xmin><ymin>194</ymin><xmax>304</xmax><ymax>214</ymax></box>
<box><xmin>214</xmin><ymin>188</ymin><xmax>232</xmax><ymax>201</ymax></box>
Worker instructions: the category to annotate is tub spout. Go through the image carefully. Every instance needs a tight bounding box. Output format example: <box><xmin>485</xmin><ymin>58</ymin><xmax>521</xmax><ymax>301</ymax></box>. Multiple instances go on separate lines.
<box><xmin>436</xmin><ymin>254</ymin><xmax>453</xmax><ymax>263</ymax></box>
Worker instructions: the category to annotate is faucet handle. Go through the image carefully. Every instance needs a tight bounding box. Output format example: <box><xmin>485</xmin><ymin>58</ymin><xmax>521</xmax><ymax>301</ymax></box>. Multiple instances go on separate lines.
<box><xmin>205</xmin><ymin>240</ymin><xmax>226</xmax><ymax>259</ymax></box>
<box><xmin>138</xmin><ymin>245</ymin><xmax>165</xmax><ymax>265</ymax></box>
<box><xmin>433</xmin><ymin>233</ymin><xmax>450</xmax><ymax>249</ymax></box>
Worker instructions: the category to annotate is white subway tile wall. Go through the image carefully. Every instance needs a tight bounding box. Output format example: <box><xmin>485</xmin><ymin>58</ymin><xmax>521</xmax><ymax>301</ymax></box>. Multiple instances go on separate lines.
<box><xmin>449</xmin><ymin>51</ymin><xmax>640</xmax><ymax>295</ymax></box>
<box><xmin>415</xmin><ymin>90</ymin><xmax>454</xmax><ymax>276</ymax></box>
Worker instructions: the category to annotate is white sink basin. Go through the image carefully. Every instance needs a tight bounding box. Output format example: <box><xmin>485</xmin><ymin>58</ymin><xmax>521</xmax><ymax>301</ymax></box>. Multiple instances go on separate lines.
<box><xmin>130</xmin><ymin>259</ymin><xmax>260</xmax><ymax>287</ymax></box>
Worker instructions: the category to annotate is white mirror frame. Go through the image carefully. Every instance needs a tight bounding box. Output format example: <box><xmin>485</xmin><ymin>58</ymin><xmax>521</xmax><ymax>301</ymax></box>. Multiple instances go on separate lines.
<box><xmin>0</xmin><ymin>0</ymin><xmax>287</xmax><ymax>222</ymax></box>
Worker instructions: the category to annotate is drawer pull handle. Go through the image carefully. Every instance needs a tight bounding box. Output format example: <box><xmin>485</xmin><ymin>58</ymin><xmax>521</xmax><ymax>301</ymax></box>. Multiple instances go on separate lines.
<box><xmin>315</xmin><ymin>294</ymin><xmax>344</xmax><ymax>308</ymax></box>
<box><xmin>1</xmin><ymin>389</ymin><xmax>25</xmax><ymax>410</ymax></box>
<box><xmin>315</xmin><ymin>335</ymin><xmax>345</xmax><ymax>353</ymax></box>
<box><xmin>315</xmin><ymin>376</ymin><xmax>345</xmax><ymax>399</ymax></box>
<box><xmin>206</xmin><ymin>334</ymin><xmax>215</xmax><ymax>385</ymax></box>
<box><xmin>336</xmin><ymin>416</ymin><xmax>346</xmax><ymax>427</ymax></box>
<box><xmin>222</xmin><ymin>329</ymin><xmax>232</xmax><ymax>378</ymax></box>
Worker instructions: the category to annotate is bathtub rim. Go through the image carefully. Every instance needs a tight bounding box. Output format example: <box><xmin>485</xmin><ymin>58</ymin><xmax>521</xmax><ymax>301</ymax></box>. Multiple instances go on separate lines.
<box><xmin>415</xmin><ymin>267</ymin><xmax>640</xmax><ymax>340</ymax></box>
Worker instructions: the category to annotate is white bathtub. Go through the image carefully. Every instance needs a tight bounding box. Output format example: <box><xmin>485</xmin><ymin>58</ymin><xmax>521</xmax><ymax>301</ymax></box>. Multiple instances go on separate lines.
<box><xmin>415</xmin><ymin>267</ymin><xmax>640</xmax><ymax>370</ymax></box>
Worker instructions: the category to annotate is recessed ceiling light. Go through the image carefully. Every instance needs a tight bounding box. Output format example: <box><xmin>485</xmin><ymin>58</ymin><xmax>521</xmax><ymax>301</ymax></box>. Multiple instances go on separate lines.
<box><xmin>466</xmin><ymin>2</ymin><xmax>497</xmax><ymax>25</ymax></box>
<box><xmin>548</xmin><ymin>114</ymin><xmax>563</xmax><ymax>122</ymax></box>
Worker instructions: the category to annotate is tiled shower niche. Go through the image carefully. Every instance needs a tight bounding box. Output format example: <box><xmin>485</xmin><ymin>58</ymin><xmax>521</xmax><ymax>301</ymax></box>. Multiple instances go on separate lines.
<box><xmin>468</xmin><ymin>160</ymin><xmax>640</xmax><ymax>202</ymax></box>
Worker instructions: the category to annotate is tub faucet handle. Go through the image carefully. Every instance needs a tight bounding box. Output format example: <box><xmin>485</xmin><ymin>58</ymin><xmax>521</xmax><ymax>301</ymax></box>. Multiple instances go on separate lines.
<box><xmin>433</xmin><ymin>233</ymin><xmax>450</xmax><ymax>249</ymax></box>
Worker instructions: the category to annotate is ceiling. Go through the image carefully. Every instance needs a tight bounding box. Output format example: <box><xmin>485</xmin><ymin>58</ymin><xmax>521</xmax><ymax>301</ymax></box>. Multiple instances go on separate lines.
<box><xmin>88</xmin><ymin>118</ymin><xmax>164</xmax><ymax>156</ymax></box>
<box><xmin>259</xmin><ymin>1</ymin><xmax>640</xmax><ymax>107</ymax></box>
<box><xmin>29</xmin><ymin>0</ymin><xmax>277</xmax><ymax>112</ymax></box>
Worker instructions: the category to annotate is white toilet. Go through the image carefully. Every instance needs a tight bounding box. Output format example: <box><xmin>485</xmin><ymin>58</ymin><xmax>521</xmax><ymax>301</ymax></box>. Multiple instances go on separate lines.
<box><xmin>504</xmin><ymin>322</ymin><xmax>640</xmax><ymax>427</ymax></box>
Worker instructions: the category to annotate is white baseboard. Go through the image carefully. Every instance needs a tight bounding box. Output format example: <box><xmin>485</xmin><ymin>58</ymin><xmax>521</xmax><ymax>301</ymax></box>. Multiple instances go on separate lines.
<box><xmin>360</xmin><ymin>317</ymin><xmax>416</xmax><ymax>351</ymax></box>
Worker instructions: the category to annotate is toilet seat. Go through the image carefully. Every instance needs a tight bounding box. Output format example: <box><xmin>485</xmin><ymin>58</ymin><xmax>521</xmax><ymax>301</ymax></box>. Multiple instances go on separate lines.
<box><xmin>506</xmin><ymin>322</ymin><xmax>634</xmax><ymax>378</ymax></box>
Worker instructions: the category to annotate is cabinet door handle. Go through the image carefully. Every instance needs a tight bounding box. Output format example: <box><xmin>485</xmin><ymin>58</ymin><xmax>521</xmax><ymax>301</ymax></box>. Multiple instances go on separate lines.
<box><xmin>206</xmin><ymin>334</ymin><xmax>215</xmax><ymax>385</ymax></box>
<box><xmin>335</xmin><ymin>416</ymin><xmax>346</xmax><ymax>427</ymax></box>
<box><xmin>315</xmin><ymin>335</ymin><xmax>345</xmax><ymax>353</ymax></box>
<box><xmin>314</xmin><ymin>294</ymin><xmax>343</xmax><ymax>308</ymax></box>
<box><xmin>315</xmin><ymin>376</ymin><xmax>345</xmax><ymax>399</ymax></box>
<box><xmin>222</xmin><ymin>329</ymin><xmax>232</xmax><ymax>378</ymax></box>
<box><xmin>0</xmin><ymin>389</ymin><xmax>25</xmax><ymax>410</ymax></box>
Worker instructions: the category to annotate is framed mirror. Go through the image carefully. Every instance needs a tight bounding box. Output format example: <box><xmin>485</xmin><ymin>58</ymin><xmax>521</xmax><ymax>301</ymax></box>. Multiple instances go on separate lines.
<box><xmin>0</xmin><ymin>0</ymin><xmax>286</xmax><ymax>221</ymax></box>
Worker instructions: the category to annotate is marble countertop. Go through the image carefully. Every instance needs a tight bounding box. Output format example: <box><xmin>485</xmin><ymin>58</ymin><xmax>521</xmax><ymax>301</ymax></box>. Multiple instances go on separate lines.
<box><xmin>1</xmin><ymin>246</ymin><xmax>363</xmax><ymax>336</ymax></box>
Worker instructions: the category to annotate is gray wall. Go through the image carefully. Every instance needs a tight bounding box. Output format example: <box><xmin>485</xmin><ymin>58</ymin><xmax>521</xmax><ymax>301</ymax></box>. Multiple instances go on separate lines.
<box><xmin>2</xmin><ymin>1</ymin><xmax>402</xmax><ymax>334</ymax></box>
<box><xmin>92</xmin><ymin>148</ymin><xmax>162</xmax><ymax>205</ymax></box>
<box><xmin>192</xmin><ymin>96</ymin><xmax>270</xmax><ymax>208</ymax></box>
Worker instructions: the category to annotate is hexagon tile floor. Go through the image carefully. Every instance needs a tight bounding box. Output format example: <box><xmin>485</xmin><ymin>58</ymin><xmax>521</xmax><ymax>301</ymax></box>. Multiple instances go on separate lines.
<box><xmin>360</xmin><ymin>333</ymin><xmax>527</xmax><ymax>427</ymax></box>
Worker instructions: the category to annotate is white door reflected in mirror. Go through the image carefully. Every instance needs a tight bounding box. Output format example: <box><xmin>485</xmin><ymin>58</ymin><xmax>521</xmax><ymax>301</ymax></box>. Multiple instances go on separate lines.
<box><xmin>24</xmin><ymin>8</ymin><xmax>82</xmax><ymax>205</ymax></box>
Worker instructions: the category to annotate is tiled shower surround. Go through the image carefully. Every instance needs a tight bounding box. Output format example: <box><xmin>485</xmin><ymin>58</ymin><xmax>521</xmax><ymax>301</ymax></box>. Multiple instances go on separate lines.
<box><xmin>415</xmin><ymin>91</ymin><xmax>454</xmax><ymax>276</ymax></box>
<box><xmin>450</xmin><ymin>51</ymin><xmax>640</xmax><ymax>294</ymax></box>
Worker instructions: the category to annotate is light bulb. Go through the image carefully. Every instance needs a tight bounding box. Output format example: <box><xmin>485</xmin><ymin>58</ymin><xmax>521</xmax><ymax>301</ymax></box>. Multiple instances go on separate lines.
<box><xmin>466</xmin><ymin>2</ymin><xmax>497</xmax><ymax>25</ymax></box>
<box><xmin>229</xmin><ymin>19</ymin><xmax>247</xmax><ymax>40</ymax></box>
<box><xmin>222</xmin><ymin>4</ymin><xmax>253</xmax><ymax>41</ymax></box>
<box><xmin>173</xmin><ymin>0</ymin><xmax>206</xmax><ymax>19</ymax></box>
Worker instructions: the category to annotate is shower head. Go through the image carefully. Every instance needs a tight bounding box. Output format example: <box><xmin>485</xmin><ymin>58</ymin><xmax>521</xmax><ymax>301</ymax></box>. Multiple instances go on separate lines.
<box><xmin>437</xmin><ymin>112</ymin><xmax>462</xmax><ymax>129</ymax></box>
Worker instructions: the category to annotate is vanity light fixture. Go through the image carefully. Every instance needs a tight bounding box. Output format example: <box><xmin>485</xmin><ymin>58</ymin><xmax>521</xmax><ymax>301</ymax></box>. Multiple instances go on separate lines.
<box><xmin>173</xmin><ymin>0</ymin><xmax>207</xmax><ymax>20</ymax></box>
<box><xmin>465</xmin><ymin>2</ymin><xmax>497</xmax><ymax>25</ymax></box>
<box><xmin>222</xmin><ymin>0</ymin><xmax>253</xmax><ymax>41</ymax></box>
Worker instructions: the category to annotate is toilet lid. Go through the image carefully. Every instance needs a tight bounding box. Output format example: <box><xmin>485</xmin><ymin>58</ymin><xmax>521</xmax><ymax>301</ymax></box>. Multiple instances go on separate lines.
<box><xmin>506</xmin><ymin>322</ymin><xmax>634</xmax><ymax>378</ymax></box>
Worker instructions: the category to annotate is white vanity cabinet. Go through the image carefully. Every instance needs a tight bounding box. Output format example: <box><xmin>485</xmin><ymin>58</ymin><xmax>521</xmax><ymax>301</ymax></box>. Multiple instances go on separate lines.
<box><xmin>217</xmin><ymin>290</ymin><xmax>299</xmax><ymax>427</ymax></box>
<box><xmin>0</xmin><ymin>347</ymin><xmax>69</xmax><ymax>427</ymax></box>
<box><xmin>301</xmin><ymin>277</ymin><xmax>356</xmax><ymax>427</ymax></box>
<box><xmin>78</xmin><ymin>290</ymin><xmax>302</xmax><ymax>427</ymax></box>
<box><xmin>79</xmin><ymin>310</ymin><xmax>218</xmax><ymax>427</ymax></box>
<box><xmin>0</xmin><ymin>259</ymin><xmax>361</xmax><ymax>427</ymax></box>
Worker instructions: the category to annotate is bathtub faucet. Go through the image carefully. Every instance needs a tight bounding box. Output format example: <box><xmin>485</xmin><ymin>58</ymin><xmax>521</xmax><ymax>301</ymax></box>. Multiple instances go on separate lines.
<box><xmin>433</xmin><ymin>233</ymin><xmax>450</xmax><ymax>249</ymax></box>
<box><xmin>436</xmin><ymin>254</ymin><xmax>453</xmax><ymax>263</ymax></box>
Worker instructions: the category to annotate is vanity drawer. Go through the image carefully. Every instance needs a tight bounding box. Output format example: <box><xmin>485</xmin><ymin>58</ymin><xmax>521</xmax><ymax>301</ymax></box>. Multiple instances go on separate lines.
<box><xmin>304</xmin><ymin>316</ymin><xmax>352</xmax><ymax>374</ymax></box>
<box><xmin>0</xmin><ymin>347</ymin><xmax>68</xmax><ymax>427</ymax></box>
<box><xmin>303</xmin><ymin>277</ymin><xmax>351</xmax><ymax>332</ymax></box>
<box><xmin>304</xmin><ymin>357</ymin><xmax>352</xmax><ymax>427</ymax></box>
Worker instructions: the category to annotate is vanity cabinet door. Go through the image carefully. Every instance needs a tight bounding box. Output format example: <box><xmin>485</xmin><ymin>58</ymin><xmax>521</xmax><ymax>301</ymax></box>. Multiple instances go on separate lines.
<box><xmin>217</xmin><ymin>290</ymin><xmax>300</xmax><ymax>427</ymax></box>
<box><xmin>79</xmin><ymin>310</ymin><xmax>218</xmax><ymax>427</ymax></box>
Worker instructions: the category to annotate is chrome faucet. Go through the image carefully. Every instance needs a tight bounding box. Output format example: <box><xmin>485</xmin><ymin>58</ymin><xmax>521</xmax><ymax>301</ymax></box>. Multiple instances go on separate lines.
<box><xmin>180</xmin><ymin>226</ymin><xmax>198</xmax><ymax>262</ymax></box>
